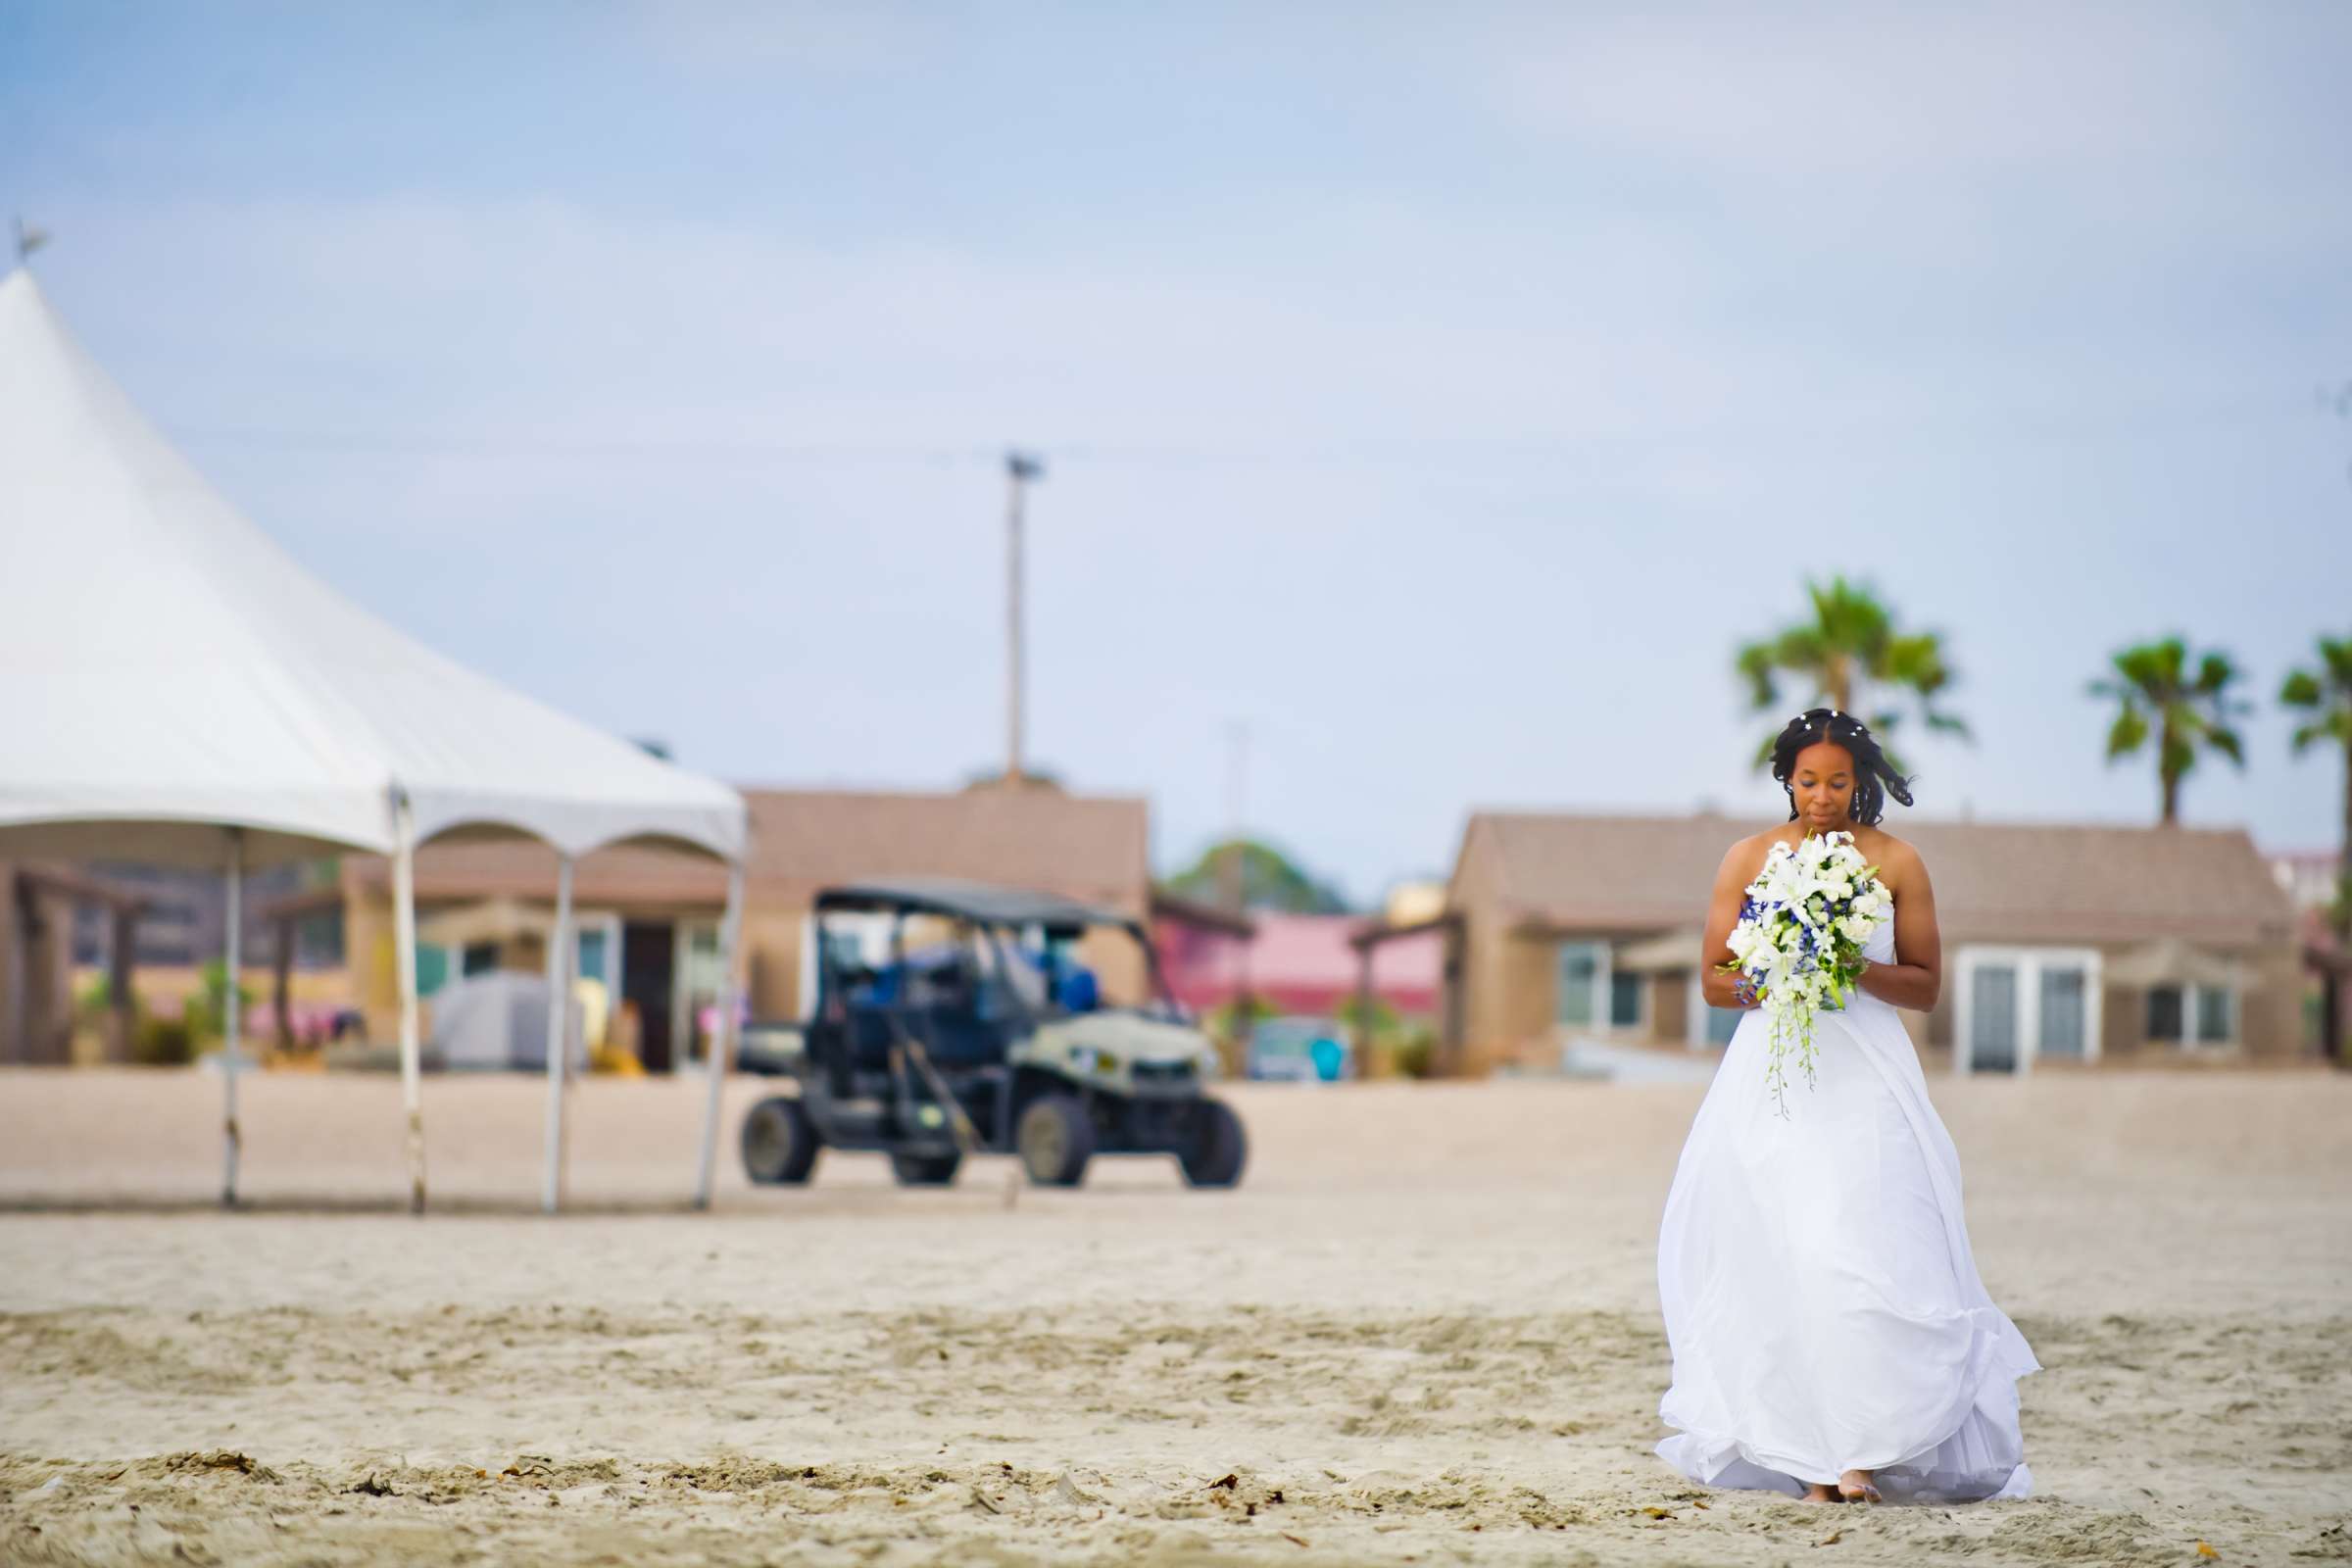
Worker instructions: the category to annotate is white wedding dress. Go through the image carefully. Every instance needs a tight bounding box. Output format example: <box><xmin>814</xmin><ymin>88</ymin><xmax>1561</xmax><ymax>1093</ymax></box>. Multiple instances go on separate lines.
<box><xmin>1655</xmin><ymin>898</ymin><xmax>2039</xmax><ymax>1501</ymax></box>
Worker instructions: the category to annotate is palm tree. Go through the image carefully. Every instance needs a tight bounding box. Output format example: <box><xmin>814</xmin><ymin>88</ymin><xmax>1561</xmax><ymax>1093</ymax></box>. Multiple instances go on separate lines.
<box><xmin>1736</xmin><ymin>576</ymin><xmax>1970</xmax><ymax>768</ymax></box>
<box><xmin>2088</xmin><ymin>637</ymin><xmax>2250</xmax><ymax>825</ymax></box>
<box><xmin>2282</xmin><ymin>633</ymin><xmax>2352</xmax><ymax>918</ymax></box>
<box><xmin>2281</xmin><ymin>633</ymin><xmax>2352</xmax><ymax>1062</ymax></box>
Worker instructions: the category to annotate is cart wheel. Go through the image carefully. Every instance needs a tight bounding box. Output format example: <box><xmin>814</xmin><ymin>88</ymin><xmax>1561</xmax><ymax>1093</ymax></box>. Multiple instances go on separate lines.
<box><xmin>1016</xmin><ymin>1094</ymin><xmax>1095</xmax><ymax>1187</ymax></box>
<box><xmin>889</xmin><ymin>1150</ymin><xmax>962</xmax><ymax>1187</ymax></box>
<box><xmin>1179</xmin><ymin>1097</ymin><xmax>1247</xmax><ymax>1188</ymax></box>
<box><xmin>741</xmin><ymin>1096</ymin><xmax>821</xmax><ymax>1185</ymax></box>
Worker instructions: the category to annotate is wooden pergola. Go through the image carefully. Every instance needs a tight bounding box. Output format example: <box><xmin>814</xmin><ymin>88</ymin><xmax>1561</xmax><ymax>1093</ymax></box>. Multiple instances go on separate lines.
<box><xmin>1348</xmin><ymin>911</ymin><xmax>1464</xmax><ymax>1069</ymax></box>
<box><xmin>3</xmin><ymin>864</ymin><xmax>148</xmax><ymax>1064</ymax></box>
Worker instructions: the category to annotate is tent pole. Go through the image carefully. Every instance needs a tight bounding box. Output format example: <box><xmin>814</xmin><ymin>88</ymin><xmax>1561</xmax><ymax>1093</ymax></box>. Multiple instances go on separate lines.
<box><xmin>220</xmin><ymin>828</ymin><xmax>244</xmax><ymax>1207</ymax></box>
<box><xmin>692</xmin><ymin>861</ymin><xmax>746</xmax><ymax>1210</ymax></box>
<box><xmin>541</xmin><ymin>854</ymin><xmax>574</xmax><ymax>1215</ymax></box>
<box><xmin>392</xmin><ymin>795</ymin><xmax>425</xmax><ymax>1214</ymax></box>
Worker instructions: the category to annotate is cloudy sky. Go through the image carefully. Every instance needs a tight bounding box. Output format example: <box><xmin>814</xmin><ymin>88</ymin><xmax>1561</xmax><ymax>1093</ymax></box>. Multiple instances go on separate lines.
<box><xmin>4</xmin><ymin>2</ymin><xmax>2347</xmax><ymax>899</ymax></box>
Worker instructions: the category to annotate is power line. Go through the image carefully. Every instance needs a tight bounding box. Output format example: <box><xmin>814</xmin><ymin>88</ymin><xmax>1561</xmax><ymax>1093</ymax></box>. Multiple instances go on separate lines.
<box><xmin>163</xmin><ymin>397</ymin><xmax>2304</xmax><ymax>470</ymax></box>
<box><xmin>166</xmin><ymin>427</ymin><xmax>1002</xmax><ymax>465</ymax></box>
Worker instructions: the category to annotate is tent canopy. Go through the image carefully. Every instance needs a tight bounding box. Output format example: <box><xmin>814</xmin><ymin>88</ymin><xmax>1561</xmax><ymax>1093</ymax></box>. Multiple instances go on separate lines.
<box><xmin>0</xmin><ymin>263</ymin><xmax>749</xmax><ymax>1212</ymax></box>
<box><xmin>0</xmin><ymin>268</ymin><xmax>744</xmax><ymax>869</ymax></box>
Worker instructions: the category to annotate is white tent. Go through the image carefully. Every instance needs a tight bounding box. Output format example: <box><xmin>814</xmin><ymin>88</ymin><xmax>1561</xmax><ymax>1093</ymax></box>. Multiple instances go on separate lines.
<box><xmin>0</xmin><ymin>266</ymin><xmax>750</xmax><ymax>1212</ymax></box>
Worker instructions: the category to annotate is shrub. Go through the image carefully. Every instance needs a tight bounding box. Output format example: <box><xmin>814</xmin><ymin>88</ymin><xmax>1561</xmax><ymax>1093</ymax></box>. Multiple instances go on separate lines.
<box><xmin>133</xmin><ymin>1015</ymin><xmax>196</xmax><ymax>1067</ymax></box>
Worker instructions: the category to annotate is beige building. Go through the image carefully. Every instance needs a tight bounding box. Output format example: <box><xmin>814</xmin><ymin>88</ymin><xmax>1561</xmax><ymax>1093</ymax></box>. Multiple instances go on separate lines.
<box><xmin>330</xmin><ymin>784</ymin><xmax>1153</xmax><ymax>1071</ymax></box>
<box><xmin>1424</xmin><ymin>811</ymin><xmax>2304</xmax><ymax>1077</ymax></box>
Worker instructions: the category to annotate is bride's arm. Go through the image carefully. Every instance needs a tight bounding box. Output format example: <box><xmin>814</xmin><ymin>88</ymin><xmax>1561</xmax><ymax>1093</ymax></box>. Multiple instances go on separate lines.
<box><xmin>1855</xmin><ymin>848</ymin><xmax>1942</xmax><ymax>1011</ymax></box>
<box><xmin>1698</xmin><ymin>840</ymin><xmax>1764</xmax><ymax>1009</ymax></box>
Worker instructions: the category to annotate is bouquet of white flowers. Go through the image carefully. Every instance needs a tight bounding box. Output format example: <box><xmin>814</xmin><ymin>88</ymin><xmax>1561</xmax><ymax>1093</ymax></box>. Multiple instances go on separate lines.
<box><xmin>1717</xmin><ymin>829</ymin><xmax>1891</xmax><ymax>1115</ymax></box>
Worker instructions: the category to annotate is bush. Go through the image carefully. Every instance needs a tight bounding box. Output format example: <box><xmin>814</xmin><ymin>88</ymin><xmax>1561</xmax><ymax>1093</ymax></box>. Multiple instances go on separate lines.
<box><xmin>194</xmin><ymin>959</ymin><xmax>257</xmax><ymax>1046</ymax></box>
<box><xmin>1391</xmin><ymin>1026</ymin><xmax>1437</xmax><ymax>1080</ymax></box>
<box><xmin>133</xmin><ymin>1015</ymin><xmax>196</xmax><ymax>1067</ymax></box>
<box><xmin>1202</xmin><ymin>997</ymin><xmax>1275</xmax><ymax>1080</ymax></box>
<box><xmin>74</xmin><ymin>973</ymin><xmax>118</xmax><ymax>1019</ymax></box>
<box><xmin>1331</xmin><ymin>994</ymin><xmax>1400</xmax><ymax>1036</ymax></box>
<box><xmin>1204</xmin><ymin>995</ymin><xmax>1278</xmax><ymax>1040</ymax></box>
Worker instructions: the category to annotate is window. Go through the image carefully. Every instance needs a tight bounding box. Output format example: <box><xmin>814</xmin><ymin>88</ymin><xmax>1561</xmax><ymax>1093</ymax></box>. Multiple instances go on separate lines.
<box><xmin>2194</xmin><ymin>985</ymin><xmax>2235</xmax><ymax>1044</ymax></box>
<box><xmin>415</xmin><ymin>944</ymin><xmax>451</xmax><ymax>998</ymax></box>
<box><xmin>1970</xmin><ymin>965</ymin><xmax>2019</xmax><ymax>1072</ymax></box>
<box><xmin>819</xmin><ymin>929</ymin><xmax>864</xmax><ymax>977</ymax></box>
<box><xmin>2038</xmin><ymin>967</ymin><xmax>2087</xmax><ymax>1058</ymax></box>
<box><xmin>293</xmin><ymin>907</ymin><xmax>346</xmax><ymax>969</ymax></box>
<box><xmin>461</xmin><ymin>941</ymin><xmax>499</xmax><ymax>977</ymax></box>
<box><xmin>1705</xmin><ymin>1005</ymin><xmax>1741</xmax><ymax>1047</ymax></box>
<box><xmin>2148</xmin><ymin>982</ymin><xmax>2233</xmax><ymax>1046</ymax></box>
<box><xmin>576</xmin><ymin>929</ymin><xmax>608</xmax><ymax>985</ymax></box>
<box><xmin>1960</xmin><ymin>947</ymin><xmax>2104</xmax><ymax>1074</ymax></box>
<box><xmin>679</xmin><ymin>923</ymin><xmax>725</xmax><ymax>1058</ymax></box>
<box><xmin>1557</xmin><ymin>943</ymin><xmax>1603</xmax><ymax>1027</ymax></box>
<box><xmin>1609</xmin><ymin>970</ymin><xmax>1643</xmax><ymax>1027</ymax></box>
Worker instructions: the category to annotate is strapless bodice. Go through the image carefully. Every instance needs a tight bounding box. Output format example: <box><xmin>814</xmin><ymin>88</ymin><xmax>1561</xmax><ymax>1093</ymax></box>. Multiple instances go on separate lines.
<box><xmin>1863</xmin><ymin>901</ymin><xmax>1896</xmax><ymax>964</ymax></box>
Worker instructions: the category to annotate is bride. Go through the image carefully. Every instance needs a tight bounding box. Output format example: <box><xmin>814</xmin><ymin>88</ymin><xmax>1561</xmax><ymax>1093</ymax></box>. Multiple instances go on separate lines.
<box><xmin>1654</xmin><ymin>708</ymin><xmax>2039</xmax><ymax>1505</ymax></box>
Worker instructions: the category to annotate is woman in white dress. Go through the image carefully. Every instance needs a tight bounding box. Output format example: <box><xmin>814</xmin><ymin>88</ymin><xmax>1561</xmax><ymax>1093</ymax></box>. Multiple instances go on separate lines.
<box><xmin>1655</xmin><ymin>708</ymin><xmax>2039</xmax><ymax>1505</ymax></box>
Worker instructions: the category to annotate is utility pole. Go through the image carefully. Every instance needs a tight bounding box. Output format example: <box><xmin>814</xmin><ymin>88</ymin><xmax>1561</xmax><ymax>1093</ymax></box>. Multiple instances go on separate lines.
<box><xmin>1004</xmin><ymin>451</ymin><xmax>1045</xmax><ymax>784</ymax></box>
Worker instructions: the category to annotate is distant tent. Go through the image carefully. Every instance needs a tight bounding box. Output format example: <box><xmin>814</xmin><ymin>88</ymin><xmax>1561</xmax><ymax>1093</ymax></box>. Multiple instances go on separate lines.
<box><xmin>0</xmin><ymin>266</ymin><xmax>751</xmax><ymax>1212</ymax></box>
<box><xmin>429</xmin><ymin>972</ymin><xmax>590</xmax><ymax>1075</ymax></box>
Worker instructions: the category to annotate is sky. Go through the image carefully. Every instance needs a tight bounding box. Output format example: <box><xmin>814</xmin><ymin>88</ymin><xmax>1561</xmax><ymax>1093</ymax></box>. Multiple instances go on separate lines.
<box><xmin>3</xmin><ymin>1</ymin><xmax>2347</xmax><ymax>903</ymax></box>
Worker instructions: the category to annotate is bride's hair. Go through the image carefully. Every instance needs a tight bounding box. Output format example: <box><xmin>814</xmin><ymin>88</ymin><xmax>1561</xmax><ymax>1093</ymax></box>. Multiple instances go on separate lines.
<box><xmin>1770</xmin><ymin>708</ymin><xmax>1914</xmax><ymax>825</ymax></box>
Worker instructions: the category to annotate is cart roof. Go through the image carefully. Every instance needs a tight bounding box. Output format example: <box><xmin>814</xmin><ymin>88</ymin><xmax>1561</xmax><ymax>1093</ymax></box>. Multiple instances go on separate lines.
<box><xmin>814</xmin><ymin>877</ymin><xmax>1139</xmax><ymax>930</ymax></box>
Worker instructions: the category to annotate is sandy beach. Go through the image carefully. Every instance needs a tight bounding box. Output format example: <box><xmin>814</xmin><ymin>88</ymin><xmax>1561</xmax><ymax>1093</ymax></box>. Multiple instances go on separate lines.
<box><xmin>2</xmin><ymin>1067</ymin><xmax>2347</xmax><ymax>1565</ymax></box>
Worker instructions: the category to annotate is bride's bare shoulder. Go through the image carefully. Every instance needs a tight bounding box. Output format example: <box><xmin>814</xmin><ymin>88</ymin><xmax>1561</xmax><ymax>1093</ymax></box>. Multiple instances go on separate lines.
<box><xmin>1854</xmin><ymin>825</ymin><xmax>1925</xmax><ymax>880</ymax></box>
<box><xmin>1715</xmin><ymin>827</ymin><xmax>1786</xmax><ymax>884</ymax></box>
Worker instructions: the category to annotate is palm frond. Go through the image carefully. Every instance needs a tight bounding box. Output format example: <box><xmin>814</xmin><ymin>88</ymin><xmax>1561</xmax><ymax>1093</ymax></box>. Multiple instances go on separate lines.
<box><xmin>1735</xmin><ymin>642</ymin><xmax>1780</xmax><ymax>710</ymax></box>
<box><xmin>1736</xmin><ymin>581</ymin><xmax>1969</xmax><ymax>769</ymax></box>
<box><xmin>2104</xmin><ymin>705</ymin><xmax>2148</xmax><ymax>760</ymax></box>
<box><xmin>2193</xmin><ymin>650</ymin><xmax>2240</xmax><ymax>695</ymax></box>
<box><xmin>1923</xmin><ymin>709</ymin><xmax>1974</xmax><ymax>741</ymax></box>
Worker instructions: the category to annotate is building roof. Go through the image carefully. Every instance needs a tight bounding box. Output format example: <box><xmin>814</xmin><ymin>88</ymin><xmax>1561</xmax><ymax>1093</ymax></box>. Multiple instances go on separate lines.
<box><xmin>1148</xmin><ymin>889</ymin><xmax>1259</xmax><ymax>938</ymax></box>
<box><xmin>346</xmin><ymin>786</ymin><xmax>1151</xmax><ymax>913</ymax></box>
<box><xmin>1155</xmin><ymin>909</ymin><xmax>1444</xmax><ymax>1014</ymax></box>
<box><xmin>1456</xmin><ymin>810</ymin><xmax>2296</xmax><ymax>949</ymax></box>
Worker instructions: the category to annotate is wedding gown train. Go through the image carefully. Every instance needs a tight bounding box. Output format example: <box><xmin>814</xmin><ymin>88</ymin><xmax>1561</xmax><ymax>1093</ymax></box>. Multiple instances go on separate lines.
<box><xmin>1654</xmin><ymin>899</ymin><xmax>2039</xmax><ymax>1501</ymax></box>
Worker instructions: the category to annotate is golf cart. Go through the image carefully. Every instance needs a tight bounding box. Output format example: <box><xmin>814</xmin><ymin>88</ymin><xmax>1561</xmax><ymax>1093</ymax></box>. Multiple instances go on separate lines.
<box><xmin>736</xmin><ymin>878</ymin><xmax>1247</xmax><ymax>1190</ymax></box>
